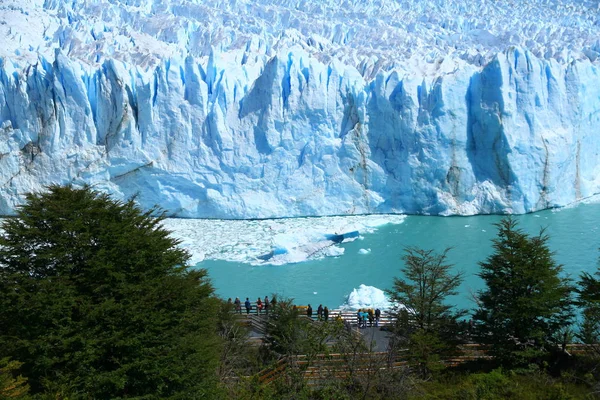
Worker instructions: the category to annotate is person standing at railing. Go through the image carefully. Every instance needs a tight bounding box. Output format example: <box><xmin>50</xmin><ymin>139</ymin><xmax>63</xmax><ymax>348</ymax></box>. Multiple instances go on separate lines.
<box><xmin>317</xmin><ymin>304</ymin><xmax>323</xmax><ymax>320</ymax></box>
<box><xmin>245</xmin><ymin>297</ymin><xmax>251</xmax><ymax>314</ymax></box>
<box><xmin>323</xmin><ymin>306</ymin><xmax>329</xmax><ymax>321</ymax></box>
<box><xmin>375</xmin><ymin>308</ymin><xmax>381</xmax><ymax>326</ymax></box>
<box><xmin>256</xmin><ymin>297</ymin><xmax>263</xmax><ymax>314</ymax></box>
<box><xmin>264</xmin><ymin>296</ymin><xmax>270</xmax><ymax>314</ymax></box>
<box><xmin>307</xmin><ymin>304</ymin><xmax>313</xmax><ymax>319</ymax></box>
<box><xmin>234</xmin><ymin>297</ymin><xmax>242</xmax><ymax>314</ymax></box>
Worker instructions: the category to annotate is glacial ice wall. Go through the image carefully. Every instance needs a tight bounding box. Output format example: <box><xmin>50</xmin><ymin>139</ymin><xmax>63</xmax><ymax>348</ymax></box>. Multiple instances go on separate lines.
<box><xmin>0</xmin><ymin>0</ymin><xmax>599</xmax><ymax>218</ymax></box>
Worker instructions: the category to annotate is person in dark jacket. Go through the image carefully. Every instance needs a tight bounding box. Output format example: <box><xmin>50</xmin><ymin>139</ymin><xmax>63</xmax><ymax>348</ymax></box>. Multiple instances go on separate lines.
<box><xmin>375</xmin><ymin>308</ymin><xmax>381</xmax><ymax>326</ymax></box>
<box><xmin>307</xmin><ymin>304</ymin><xmax>313</xmax><ymax>318</ymax></box>
<box><xmin>323</xmin><ymin>306</ymin><xmax>329</xmax><ymax>321</ymax></box>
<box><xmin>244</xmin><ymin>297</ymin><xmax>251</xmax><ymax>314</ymax></box>
<box><xmin>317</xmin><ymin>304</ymin><xmax>324</xmax><ymax>320</ymax></box>
<box><xmin>234</xmin><ymin>297</ymin><xmax>242</xmax><ymax>314</ymax></box>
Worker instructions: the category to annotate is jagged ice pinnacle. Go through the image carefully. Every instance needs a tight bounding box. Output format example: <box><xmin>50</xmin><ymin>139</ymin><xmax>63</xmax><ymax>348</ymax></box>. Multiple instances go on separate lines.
<box><xmin>1</xmin><ymin>0</ymin><xmax>600</xmax><ymax>218</ymax></box>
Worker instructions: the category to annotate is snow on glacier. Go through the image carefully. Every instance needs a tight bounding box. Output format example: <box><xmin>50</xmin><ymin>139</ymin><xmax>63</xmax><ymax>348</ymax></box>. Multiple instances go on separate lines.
<box><xmin>0</xmin><ymin>0</ymin><xmax>600</xmax><ymax>218</ymax></box>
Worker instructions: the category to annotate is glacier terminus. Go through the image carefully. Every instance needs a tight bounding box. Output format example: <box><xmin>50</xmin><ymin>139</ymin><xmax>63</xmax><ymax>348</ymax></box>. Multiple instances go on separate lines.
<box><xmin>1</xmin><ymin>0</ymin><xmax>599</xmax><ymax>218</ymax></box>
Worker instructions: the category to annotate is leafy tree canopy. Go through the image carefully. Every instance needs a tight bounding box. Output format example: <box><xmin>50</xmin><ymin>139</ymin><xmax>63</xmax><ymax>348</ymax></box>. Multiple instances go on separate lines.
<box><xmin>0</xmin><ymin>185</ymin><xmax>222</xmax><ymax>398</ymax></box>
<box><xmin>386</xmin><ymin>247</ymin><xmax>466</xmax><ymax>377</ymax></box>
<box><xmin>387</xmin><ymin>247</ymin><xmax>464</xmax><ymax>333</ymax></box>
<box><xmin>0</xmin><ymin>358</ymin><xmax>29</xmax><ymax>399</ymax></box>
<box><xmin>261</xmin><ymin>297</ymin><xmax>340</xmax><ymax>359</ymax></box>
<box><xmin>577</xmin><ymin>266</ymin><xmax>600</xmax><ymax>345</ymax></box>
<box><xmin>474</xmin><ymin>217</ymin><xmax>573</xmax><ymax>365</ymax></box>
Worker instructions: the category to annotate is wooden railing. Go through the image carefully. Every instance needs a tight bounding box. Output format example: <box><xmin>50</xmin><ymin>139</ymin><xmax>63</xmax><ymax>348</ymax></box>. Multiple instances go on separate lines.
<box><xmin>327</xmin><ymin>310</ymin><xmax>395</xmax><ymax>327</ymax></box>
<box><xmin>258</xmin><ymin>357</ymin><xmax>288</xmax><ymax>385</ymax></box>
<box><xmin>256</xmin><ymin>349</ymin><xmax>463</xmax><ymax>385</ymax></box>
<box><xmin>255</xmin><ymin>343</ymin><xmax>595</xmax><ymax>385</ymax></box>
<box><xmin>233</xmin><ymin>308</ymin><xmax>396</xmax><ymax>326</ymax></box>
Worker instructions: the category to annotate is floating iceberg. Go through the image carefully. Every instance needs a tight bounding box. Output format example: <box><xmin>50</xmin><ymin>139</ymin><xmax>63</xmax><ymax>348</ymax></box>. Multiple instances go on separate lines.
<box><xmin>340</xmin><ymin>284</ymin><xmax>394</xmax><ymax>311</ymax></box>
<box><xmin>256</xmin><ymin>247</ymin><xmax>289</xmax><ymax>261</ymax></box>
<box><xmin>257</xmin><ymin>229</ymin><xmax>358</xmax><ymax>262</ymax></box>
<box><xmin>324</xmin><ymin>231</ymin><xmax>360</xmax><ymax>244</ymax></box>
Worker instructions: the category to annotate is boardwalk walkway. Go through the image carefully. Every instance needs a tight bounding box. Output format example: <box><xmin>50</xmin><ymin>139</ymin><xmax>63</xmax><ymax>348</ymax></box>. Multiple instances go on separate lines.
<box><xmin>233</xmin><ymin>307</ymin><xmax>396</xmax><ymax>350</ymax></box>
<box><xmin>233</xmin><ymin>308</ymin><xmax>592</xmax><ymax>386</ymax></box>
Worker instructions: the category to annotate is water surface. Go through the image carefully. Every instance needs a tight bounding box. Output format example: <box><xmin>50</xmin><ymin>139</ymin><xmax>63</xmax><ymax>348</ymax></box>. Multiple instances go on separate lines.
<box><xmin>199</xmin><ymin>202</ymin><xmax>600</xmax><ymax>310</ymax></box>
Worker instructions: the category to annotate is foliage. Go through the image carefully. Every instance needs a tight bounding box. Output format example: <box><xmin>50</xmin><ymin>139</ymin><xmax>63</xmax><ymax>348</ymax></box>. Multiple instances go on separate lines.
<box><xmin>261</xmin><ymin>297</ymin><xmax>339</xmax><ymax>360</ymax></box>
<box><xmin>0</xmin><ymin>185</ymin><xmax>222</xmax><ymax>398</ymax></box>
<box><xmin>473</xmin><ymin>217</ymin><xmax>574</xmax><ymax>367</ymax></box>
<box><xmin>387</xmin><ymin>247</ymin><xmax>466</xmax><ymax>377</ymax></box>
<box><xmin>417</xmin><ymin>369</ymin><xmax>590</xmax><ymax>400</ymax></box>
<box><xmin>0</xmin><ymin>358</ymin><xmax>29</xmax><ymax>399</ymax></box>
<box><xmin>257</xmin><ymin>297</ymin><xmax>330</xmax><ymax>396</ymax></box>
<box><xmin>388</xmin><ymin>247</ymin><xmax>464</xmax><ymax>331</ymax></box>
<box><xmin>577</xmin><ymin>261</ymin><xmax>600</xmax><ymax>384</ymax></box>
<box><xmin>217</xmin><ymin>301</ymin><xmax>269</xmax><ymax>397</ymax></box>
<box><xmin>254</xmin><ymin>295</ymin><xmax>420</xmax><ymax>399</ymax></box>
<box><xmin>577</xmin><ymin>268</ymin><xmax>600</xmax><ymax>345</ymax></box>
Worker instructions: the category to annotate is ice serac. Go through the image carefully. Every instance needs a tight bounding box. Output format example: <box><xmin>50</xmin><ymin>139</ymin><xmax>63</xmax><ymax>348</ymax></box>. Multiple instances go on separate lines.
<box><xmin>0</xmin><ymin>0</ymin><xmax>599</xmax><ymax>218</ymax></box>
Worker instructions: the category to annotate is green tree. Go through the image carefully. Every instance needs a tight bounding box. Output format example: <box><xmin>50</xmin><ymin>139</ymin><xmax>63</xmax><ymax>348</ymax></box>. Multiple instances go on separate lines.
<box><xmin>0</xmin><ymin>358</ymin><xmax>29</xmax><ymax>399</ymax></box>
<box><xmin>474</xmin><ymin>217</ymin><xmax>574</xmax><ymax>366</ymax></box>
<box><xmin>577</xmin><ymin>269</ymin><xmax>600</xmax><ymax>345</ymax></box>
<box><xmin>0</xmin><ymin>185</ymin><xmax>222</xmax><ymax>398</ymax></box>
<box><xmin>387</xmin><ymin>247</ymin><xmax>465</xmax><ymax>377</ymax></box>
<box><xmin>576</xmin><ymin>263</ymin><xmax>600</xmax><ymax>373</ymax></box>
<box><xmin>261</xmin><ymin>297</ymin><xmax>340</xmax><ymax>360</ymax></box>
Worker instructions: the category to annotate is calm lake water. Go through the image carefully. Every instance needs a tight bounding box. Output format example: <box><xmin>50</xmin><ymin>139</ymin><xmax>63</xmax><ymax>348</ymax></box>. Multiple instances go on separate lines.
<box><xmin>198</xmin><ymin>201</ymin><xmax>600</xmax><ymax>311</ymax></box>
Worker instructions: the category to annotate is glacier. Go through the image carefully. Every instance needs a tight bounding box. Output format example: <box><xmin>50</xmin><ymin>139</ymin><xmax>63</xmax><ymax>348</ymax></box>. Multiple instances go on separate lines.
<box><xmin>0</xmin><ymin>0</ymin><xmax>600</xmax><ymax>218</ymax></box>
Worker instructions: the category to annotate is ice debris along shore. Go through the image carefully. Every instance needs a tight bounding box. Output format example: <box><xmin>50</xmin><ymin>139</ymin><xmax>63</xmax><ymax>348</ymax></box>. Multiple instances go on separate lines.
<box><xmin>339</xmin><ymin>284</ymin><xmax>394</xmax><ymax>311</ymax></box>
<box><xmin>0</xmin><ymin>1</ymin><xmax>600</xmax><ymax>218</ymax></box>
<box><xmin>162</xmin><ymin>214</ymin><xmax>406</xmax><ymax>266</ymax></box>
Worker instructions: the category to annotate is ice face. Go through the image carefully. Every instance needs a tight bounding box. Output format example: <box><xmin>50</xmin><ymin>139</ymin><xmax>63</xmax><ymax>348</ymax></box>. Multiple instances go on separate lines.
<box><xmin>0</xmin><ymin>0</ymin><xmax>599</xmax><ymax>218</ymax></box>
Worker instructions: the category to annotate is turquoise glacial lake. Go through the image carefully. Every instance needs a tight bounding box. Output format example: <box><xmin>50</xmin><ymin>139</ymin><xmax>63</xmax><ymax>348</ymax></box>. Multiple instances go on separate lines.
<box><xmin>198</xmin><ymin>201</ymin><xmax>600</xmax><ymax>311</ymax></box>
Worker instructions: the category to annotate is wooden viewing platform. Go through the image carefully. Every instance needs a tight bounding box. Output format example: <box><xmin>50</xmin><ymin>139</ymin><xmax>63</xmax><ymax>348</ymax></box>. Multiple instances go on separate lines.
<box><xmin>227</xmin><ymin>307</ymin><xmax>596</xmax><ymax>386</ymax></box>
<box><xmin>232</xmin><ymin>307</ymin><xmax>396</xmax><ymax>327</ymax></box>
<box><xmin>233</xmin><ymin>307</ymin><xmax>397</xmax><ymax>350</ymax></box>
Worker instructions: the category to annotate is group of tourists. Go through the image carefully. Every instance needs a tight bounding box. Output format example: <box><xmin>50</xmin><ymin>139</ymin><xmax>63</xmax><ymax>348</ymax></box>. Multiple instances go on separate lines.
<box><xmin>228</xmin><ymin>297</ymin><xmax>383</xmax><ymax>328</ymax></box>
<box><xmin>229</xmin><ymin>296</ymin><xmax>276</xmax><ymax>314</ymax></box>
<box><xmin>305</xmin><ymin>304</ymin><xmax>330</xmax><ymax>321</ymax></box>
<box><xmin>356</xmin><ymin>308</ymin><xmax>382</xmax><ymax>328</ymax></box>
